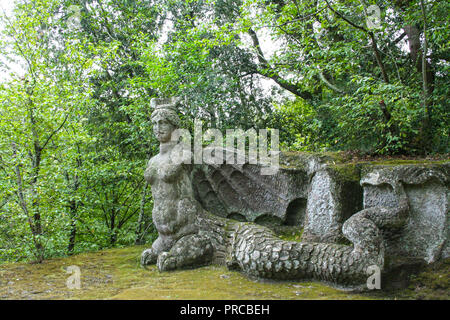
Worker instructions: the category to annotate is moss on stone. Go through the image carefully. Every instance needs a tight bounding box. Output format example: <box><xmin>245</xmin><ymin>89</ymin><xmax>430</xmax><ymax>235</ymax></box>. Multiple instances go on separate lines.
<box><xmin>280</xmin><ymin>151</ymin><xmax>448</xmax><ymax>185</ymax></box>
<box><xmin>360</xmin><ymin>159</ymin><xmax>449</xmax><ymax>166</ymax></box>
<box><xmin>279</xmin><ymin>151</ymin><xmax>352</xmax><ymax>170</ymax></box>
<box><xmin>279</xmin><ymin>152</ymin><xmax>311</xmax><ymax>169</ymax></box>
<box><xmin>275</xmin><ymin>227</ymin><xmax>304</xmax><ymax>242</ymax></box>
<box><xmin>281</xmin><ymin>151</ymin><xmax>448</xmax><ymax>168</ymax></box>
<box><xmin>328</xmin><ymin>164</ymin><xmax>361</xmax><ymax>182</ymax></box>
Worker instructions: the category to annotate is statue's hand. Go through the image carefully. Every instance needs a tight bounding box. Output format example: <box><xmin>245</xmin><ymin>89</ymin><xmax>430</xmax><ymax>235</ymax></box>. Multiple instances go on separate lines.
<box><xmin>157</xmin><ymin>251</ymin><xmax>177</xmax><ymax>272</ymax></box>
<box><xmin>141</xmin><ymin>248</ymin><xmax>157</xmax><ymax>266</ymax></box>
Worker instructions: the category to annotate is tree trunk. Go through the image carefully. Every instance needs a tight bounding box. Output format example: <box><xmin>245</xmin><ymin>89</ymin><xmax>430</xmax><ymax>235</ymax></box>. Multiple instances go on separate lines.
<box><xmin>419</xmin><ymin>0</ymin><xmax>433</xmax><ymax>153</ymax></box>
<box><xmin>30</xmin><ymin>147</ymin><xmax>44</xmax><ymax>262</ymax></box>
<box><xmin>110</xmin><ymin>212</ymin><xmax>117</xmax><ymax>245</ymax></box>
<box><xmin>135</xmin><ymin>182</ymin><xmax>149</xmax><ymax>245</ymax></box>
<box><xmin>67</xmin><ymin>200</ymin><xmax>77</xmax><ymax>255</ymax></box>
<box><xmin>11</xmin><ymin>142</ymin><xmax>44</xmax><ymax>263</ymax></box>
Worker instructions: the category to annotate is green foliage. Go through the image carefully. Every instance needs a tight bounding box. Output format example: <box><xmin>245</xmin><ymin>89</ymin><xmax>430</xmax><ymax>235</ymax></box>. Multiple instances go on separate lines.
<box><xmin>0</xmin><ymin>0</ymin><xmax>157</xmax><ymax>263</ymax></box>
<box><xmin>0</xmin><ymin>0</ymin><xmax>448</xmax><ymax>263</ymax></box>
<box><xmin>246</xmin><ymin>0</ymin><xmax>449</xmax><ymax>154</ymax></box>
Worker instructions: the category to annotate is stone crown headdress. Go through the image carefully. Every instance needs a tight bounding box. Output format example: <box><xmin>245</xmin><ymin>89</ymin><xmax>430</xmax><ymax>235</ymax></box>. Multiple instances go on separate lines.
<box><xmin>150</xmin><ymin>97</ymin><xmax>181</xmax><ymax>128</ymax></box>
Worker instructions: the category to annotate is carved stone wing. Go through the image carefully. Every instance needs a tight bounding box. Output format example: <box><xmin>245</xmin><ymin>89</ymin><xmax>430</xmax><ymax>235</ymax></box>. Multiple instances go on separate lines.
<box><xmin>191</xmin><ymin>147</ymin><xmax>308</xmax><ymax>226</ymax></box>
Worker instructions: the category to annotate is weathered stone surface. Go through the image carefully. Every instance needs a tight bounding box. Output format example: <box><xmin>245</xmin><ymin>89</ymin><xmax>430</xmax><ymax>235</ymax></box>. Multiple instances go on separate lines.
<box><xmin>140</xmin><ymin>98</ymin><xmax>214</xmax><ymax>270</ymax></box>
<box><xmin>193</xmin><ymin>152</ymin><xmax>363</xmax><ymax>238</ymax></box>
<box><xmin>361</xmin><ymin>165</ymin><xmax>449</xmax><ymax>263</ymax></box>
<box><xmin>192</xmin><ymin>159</ymin><xmax>308</xmax><ymax>227</ymax></box>
<box><xmin>303</xmin><ymin>169</ymin><xmax>351</xmax><ymax>243</ymax></box>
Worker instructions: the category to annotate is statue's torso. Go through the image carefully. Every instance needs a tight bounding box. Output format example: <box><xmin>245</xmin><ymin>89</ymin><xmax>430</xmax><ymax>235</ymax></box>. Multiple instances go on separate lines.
<box><xmin>144</xmin><ymin>148</ymin><xmax>198</xmax><ymax>238</ymax></box>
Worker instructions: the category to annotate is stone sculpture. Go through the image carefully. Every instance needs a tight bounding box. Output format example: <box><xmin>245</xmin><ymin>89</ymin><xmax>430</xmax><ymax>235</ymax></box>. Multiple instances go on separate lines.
<box><xmin>141</xmin><ymin>98</ymin><xmax>448</xmax><ymax>289</ymax></box>
<box><xmin>140</xmin><ymin>98</ymin><xmax>214</xmax><ymax>271</ymax></box>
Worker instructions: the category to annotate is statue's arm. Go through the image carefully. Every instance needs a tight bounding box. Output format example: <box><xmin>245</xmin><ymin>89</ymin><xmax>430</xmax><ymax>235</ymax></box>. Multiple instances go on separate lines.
<box><xmin>144</xmin><ymin>157</ymin><xmax>156</xmax><ymax>184</ymax></box>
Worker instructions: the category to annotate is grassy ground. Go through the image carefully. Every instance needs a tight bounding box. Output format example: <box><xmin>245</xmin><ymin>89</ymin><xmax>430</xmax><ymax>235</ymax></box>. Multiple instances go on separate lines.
<box><xmin>0</xmin><ymin>246</ymin><xmax>448</xmax><ymax>300</ymax></box>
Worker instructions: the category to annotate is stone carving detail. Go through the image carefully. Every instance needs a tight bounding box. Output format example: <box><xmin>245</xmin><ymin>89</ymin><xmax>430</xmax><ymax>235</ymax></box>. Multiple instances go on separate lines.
<box><xmin>141</xmin><ymin>98</ymin><xmax>448</xmax><ymax>289</ymax></box>
<box><xmin>140</xmin><ymin>98</ymin><xmax>213</xmax><ymax>270</ymax></box>
<box><xmin>361</xmin><ymin>165</ymin><xmax>449</xmax><ymax>263</ymax></box>
<box><xmin>192</xmin><ymin>163</ymin><xmax>308</xmax><ymax>225</ymax></box>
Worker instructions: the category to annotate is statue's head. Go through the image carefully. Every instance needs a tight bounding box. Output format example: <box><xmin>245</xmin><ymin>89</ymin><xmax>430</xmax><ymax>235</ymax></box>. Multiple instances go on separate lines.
<box><xmin>150</xmin><ymin>98</ymin><xmax>181</xmax><ymax>143</ymax></box>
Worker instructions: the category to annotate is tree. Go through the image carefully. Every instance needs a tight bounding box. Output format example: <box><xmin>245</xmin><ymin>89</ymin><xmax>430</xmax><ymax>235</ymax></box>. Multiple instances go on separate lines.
<box><xmin>0</xmin><ymin>0</ymin><xmax>92</xmax><ymax>261</ymax></box>
<box><xmin>240</xmin><ymin>0</ymin><xmax>449</xmax><ymax>153</ymax></box>
<box><xmin>144</xmin><ymin>0</ymin><xmax>448</xmax><ymax>154</ymax></box>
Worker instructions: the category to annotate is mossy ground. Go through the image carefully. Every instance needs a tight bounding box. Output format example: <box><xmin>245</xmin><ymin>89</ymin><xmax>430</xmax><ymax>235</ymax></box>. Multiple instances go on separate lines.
<box><xmin>1</xmin><ymin>246</ymin><xmax>447</xmax><ymax>300</ymax></box>
<box><xmin>0</xmin><ymin>245</ymin><xmax>367</xmax><ymax>300</ymax></box>
<box><xmin>367</xmin><ymin>258</ymin><xmax>450</xmax><ymax>300</ymax></box>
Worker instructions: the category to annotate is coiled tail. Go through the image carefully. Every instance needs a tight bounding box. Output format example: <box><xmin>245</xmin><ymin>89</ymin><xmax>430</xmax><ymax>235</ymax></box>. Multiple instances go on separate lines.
<box><xmin>225</xmin><ymin>211</ymin><xmax>387</xmax><ymax>287</ymax></box>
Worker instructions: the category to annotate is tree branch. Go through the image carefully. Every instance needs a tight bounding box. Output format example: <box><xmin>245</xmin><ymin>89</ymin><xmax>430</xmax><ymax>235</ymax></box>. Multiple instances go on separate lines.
<box><xmin>247</xmin><ymin>28</ymin><xmax>312</xmax><ymax>100</ymax></box>
<box><xmin>324</xmin><ymin>0</ymin><xmax>389</xmax><ymax>83</ymax></box>
<box><xmin>324</xmin><ymin>0</ymin><xmax>367</xmax><ymax>33</ymax></box>
<box><xmin>41</xmin><ymin>106</ymin><xmax>73</xmax><ymax>151</ymax></box>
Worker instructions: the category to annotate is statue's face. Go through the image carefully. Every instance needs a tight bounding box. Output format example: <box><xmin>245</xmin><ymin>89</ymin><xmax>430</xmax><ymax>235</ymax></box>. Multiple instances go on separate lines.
<box><xmin>153</xmin><ymin>118</ymin><xmax>175</xmax><ymax>143</ymax></box>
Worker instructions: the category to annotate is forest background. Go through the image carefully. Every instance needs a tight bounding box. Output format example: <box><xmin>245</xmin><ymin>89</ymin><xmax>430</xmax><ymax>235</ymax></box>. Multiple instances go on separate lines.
<box><xmin>0</xmin><ymin>0</ymin><xmax>448</xmax><ymax>264</ymax></box>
